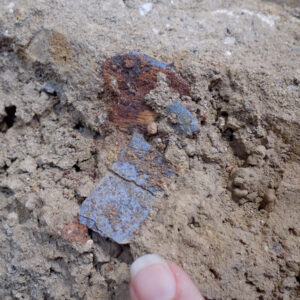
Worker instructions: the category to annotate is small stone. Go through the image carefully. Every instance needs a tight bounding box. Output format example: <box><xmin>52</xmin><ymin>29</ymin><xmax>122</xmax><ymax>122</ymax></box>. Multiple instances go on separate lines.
<box><xmin>7</xmin><ymin>212</ymin><xmax>18</xmax><ymax>226</ymax></box>
<box><xmin>41</xmin><ymin>83</ymin><xmax>57</xmax><ymax>95</ymax></box>
<box><xmin>147</xmin><ymin>122</ymin><xmax>158</xmax><ymax>135</ymax></box>
<box><xmin>233</xmin><ymin>188</ymin><xmax>248</xmax><ymax>199</ymax></box>
<box><xmin>169</xmin><ymin>113</ymin><xmax>178</xmax><ymax>124</ymax></box>
<box><xmin>76</xmin><ymin>180</ymin><xmax>95</xmax><ymax>198</ymax></box>
<box><xmin>60</xmin><ymin>221</ymin><xmax>89</xmax><ymax>243</ymax></box>
<box><xmin>227</xmin><ymin>117</ymin><xmax>240</xmax><ymax>130</ymax></box>
<box><xmin>259</xmin><ymin>189</ymin><xmax>276</xmax><ymax>211</ymax></box>
<box><xmin>226</xmin><ymin>166</ymin><xmax>233</xmax><ymax>173</ymax></box>
<box><xmin>25</xmin><ymin>197</ymin><xmax>37</xmax><ymax>210</ymax></box>
<box><xmin>139</xmin><ymin>3</ymin><xmax>153</xmax><ymax>16</ymax></box>
<box><xmin>218</xmin><ymin>116</ymin><xmax>226</xmax><ymax>131</ymax></box>
<box><xmin>272</xmin><ymin>242</ymin><xmax>283</xmax><ymax>255</ymax></box>
<box><xmin>0</xmin><ymin>122</ymin><xmax>8</xmax><ymax>132</ymax></box>
<box><xmin>263</xmin><ymin>189</ymin><xmax>276</xmax><ymax>204</ymax></box>
<box><xmin>184</xmin><ymin>140</ymin><xmax>196</xmax><ymax>157</ymax></box>
<box><xmin>19</xmin><ymin>157</ymin><xmax>37</xmax><ymax>173</ymax></box>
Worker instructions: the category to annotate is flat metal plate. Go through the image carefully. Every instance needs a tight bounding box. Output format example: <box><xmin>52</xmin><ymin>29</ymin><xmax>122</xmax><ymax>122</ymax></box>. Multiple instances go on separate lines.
<box><xmin>79</xmin><ymin>173</ymin><xmax>155</xmax><ymax>244</ymax></box>
<box><xmin>79</xmin><ymin>134</ymin><xmax>174</xmax><ymax>244</ymax></box>
<box><xmin>112</xmin><ymin>133</ymin><xmax>174</xmax><ymax>195</ymax></box>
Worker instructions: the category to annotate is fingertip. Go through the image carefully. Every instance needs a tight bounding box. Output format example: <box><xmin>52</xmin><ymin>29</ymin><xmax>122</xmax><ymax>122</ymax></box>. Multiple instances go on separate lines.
<box><xmin>130</xmin><ymin>254</ymin><xmax>176</xmax><ymax>300</ymax></box>
<box><xmin>130</xmin><ymin>284</ymin><xmax>139</xmax><ymax>300</ymax></box>
<box><xmin>130</xmin><ymin>254</ymin><xmax>166</xmax><ymax>278</ymax></box>
<box><xmin>129</xmin><ymin>254</ymin><xmax>204</xmax><ymax>300</ymax></box>
<box><xmin>167</xmin><ymin>262</ymin><xmax>205</xmax><ymax>300</ymax></box>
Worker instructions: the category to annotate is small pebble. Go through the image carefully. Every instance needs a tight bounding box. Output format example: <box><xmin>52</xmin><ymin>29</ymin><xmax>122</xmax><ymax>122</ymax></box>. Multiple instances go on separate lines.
<box><xmin>226</xmin><ymin>166</ymin><xmax>233</xmax><ymax>173</ymax></box>
<box><xmin>218</xmin><ymin>117</ymin><xmax>226</xmax><ymax>131</ymax></box>
<box><xmin>233</xmin><ymin>188</ymin><xmax>248</xmax><ymax>199</ymax></box>
<box><xmin>25</xmin><ymin>198</ymin><xmax>37</xmax><ymax>210</ymax></box>
<box><xmin>139</xmin><ymin>3</ymin><xmax>152</xmax><ymax>16</ymax></box>
<box><xmin>263</xmin><ymin>189</ymin><xmax>276</xmax><ymax>204</ymax></box>
<box><xmin>7</xmin><ymin>212</ymin><xmax>18</xmax><ymax>226</ymax></box>
<box><xmin>169</xmin><ymin>113</ymin><xmax>178</xmax><ymax>124</ymax></box>
<box><xmin>272</xmin><ymin>242</ymin><xmax>283</xmax><ymax>255</ymax></box>
<box><xmin>41</xmin><ymin>83</ymin><xmax>57</xmax><ymax>95</ymax></box>
<box><xmin>147</xmin><ymin>122</ymin><xmax>158</xmax><ymax>135</ymax></box>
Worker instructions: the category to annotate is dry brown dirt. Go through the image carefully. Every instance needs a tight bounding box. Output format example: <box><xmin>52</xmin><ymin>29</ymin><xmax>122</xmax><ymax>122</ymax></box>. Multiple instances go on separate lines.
<box><xmin>0</xmin><ymin>0</ymin><xmax>299</xmax><ymax>299</ymax></box>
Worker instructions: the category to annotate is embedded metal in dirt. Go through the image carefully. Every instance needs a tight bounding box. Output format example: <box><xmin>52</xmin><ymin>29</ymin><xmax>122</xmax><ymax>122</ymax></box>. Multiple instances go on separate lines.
<box><xmin>79</xmin><ymin>134</ymin><xmax>174</xmax><ymax>244</ymax></box>
<box><xmin>102</xmin><ymin>52</ymin><xmax>190</xmax><ymax>133</ymax></box>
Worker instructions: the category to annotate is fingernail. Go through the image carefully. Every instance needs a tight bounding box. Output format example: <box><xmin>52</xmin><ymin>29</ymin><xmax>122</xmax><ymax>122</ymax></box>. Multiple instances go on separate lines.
<box><xmin>130</xmin><ymin>254</ymin><xmax>176</xmax><ymax>300</ymax></box>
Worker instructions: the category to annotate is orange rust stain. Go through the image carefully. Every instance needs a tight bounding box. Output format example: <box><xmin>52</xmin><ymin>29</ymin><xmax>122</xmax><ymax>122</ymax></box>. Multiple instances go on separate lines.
<box><xmin>102</xmin><ymin>53</ymin><xmax>190</xmax><ymax>133</ymax></box>
<box><xmin>60</xmin><ymin>221</ymin><xmax>89</xmax><ymax>242</ymax></box>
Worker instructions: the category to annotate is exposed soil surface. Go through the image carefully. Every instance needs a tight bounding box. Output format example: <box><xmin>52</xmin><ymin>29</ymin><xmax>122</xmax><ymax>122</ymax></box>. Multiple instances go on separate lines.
<box><xmin>0</xmin><ymin>0</ymin><xmax>299</xmax><ymax>299</ymax></box>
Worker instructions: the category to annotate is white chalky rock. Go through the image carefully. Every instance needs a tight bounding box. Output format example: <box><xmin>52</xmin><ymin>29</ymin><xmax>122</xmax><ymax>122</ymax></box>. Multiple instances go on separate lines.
<box><xmin>139</xmin><ymin>3</ymin><xmax>152</xmax><ymax>16</ymax></box>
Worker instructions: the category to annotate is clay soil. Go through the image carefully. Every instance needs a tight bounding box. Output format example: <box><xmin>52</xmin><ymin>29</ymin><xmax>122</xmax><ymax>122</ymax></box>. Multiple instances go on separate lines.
<box><xmin>0</xmin><ymin>0</ymin><xmax>299</xmax><ymax>299</ymax></box>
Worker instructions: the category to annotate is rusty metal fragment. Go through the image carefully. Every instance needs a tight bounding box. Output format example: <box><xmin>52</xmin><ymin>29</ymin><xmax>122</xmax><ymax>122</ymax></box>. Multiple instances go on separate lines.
<box><xmin>60</xmin><ymin>221</ymin><xmax>89</xmax><ymax>243</ymax></box>
<box><xmin>79</xmin><ymin>53</ymin><xmax>199</xmax><ymax>244</ymax></box>
<box><xmin>79</xmin><ymin>134</ymin><xmax>174</xmax><ymax>244</ymax></box>
<box><xmin>102</xmin><ymin>52</ymin><xmax>190</xmax><ymax>133</ymax></box>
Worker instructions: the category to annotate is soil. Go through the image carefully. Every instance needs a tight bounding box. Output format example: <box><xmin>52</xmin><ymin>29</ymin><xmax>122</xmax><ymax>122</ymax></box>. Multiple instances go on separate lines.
<box><xmin>0</xmin><ymin>0</ymin><xmax>299</xmax><ymax>299</ymax></box>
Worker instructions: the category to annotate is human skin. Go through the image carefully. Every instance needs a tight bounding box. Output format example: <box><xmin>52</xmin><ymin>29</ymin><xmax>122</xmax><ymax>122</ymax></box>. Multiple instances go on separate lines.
<box><xmin>129</xmin><ymin>254</ymin><xmax>205</xmax><ymax>300</ymax></box>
